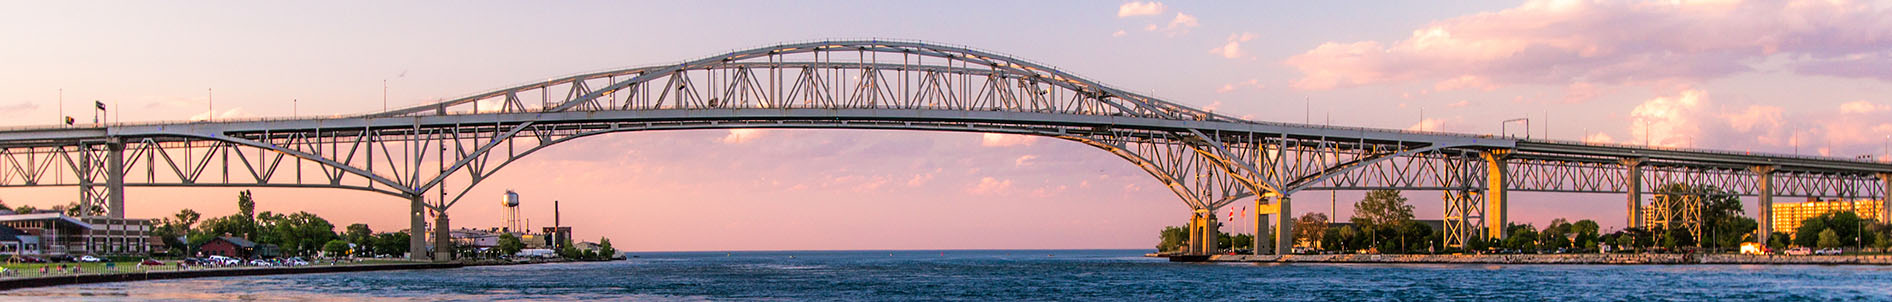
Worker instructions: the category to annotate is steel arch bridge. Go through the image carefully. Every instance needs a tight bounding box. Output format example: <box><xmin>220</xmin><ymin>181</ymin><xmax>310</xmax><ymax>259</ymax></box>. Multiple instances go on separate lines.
<box><xmin>3</xmin><ymin>40</ymin><xmax>1889</xmax><ymax>259</ymax></box>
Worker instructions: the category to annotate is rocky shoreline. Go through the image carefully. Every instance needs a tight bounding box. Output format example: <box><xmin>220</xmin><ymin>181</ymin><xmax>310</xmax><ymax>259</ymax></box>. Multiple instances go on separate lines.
<box><xmin>0</xmin><ymin>261</ymin><xmax>485</xmax><ymax>291</ymax></box>
<box><xmin>1198</xmin><ymin>254</ymin><xmax>1892</xmax><ymax>265</ymax></box>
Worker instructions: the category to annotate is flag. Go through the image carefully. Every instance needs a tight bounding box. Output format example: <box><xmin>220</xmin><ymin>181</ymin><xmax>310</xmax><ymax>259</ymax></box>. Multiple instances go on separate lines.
<box><xmin>65</xmin><ymin>117</ymin><xmax>75</xmax><ymax>125</ymax></box>
<box><xmin>96</xmin><ymin>101</ymin><xmax>106</xmax><ymax>110</ymax></box>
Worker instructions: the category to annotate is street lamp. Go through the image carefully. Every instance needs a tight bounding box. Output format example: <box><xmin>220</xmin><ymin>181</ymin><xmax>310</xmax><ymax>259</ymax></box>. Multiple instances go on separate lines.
<box><xmin>1501</xmin><ymin>118</ymin><xmax>1530</xmax><ymax>138</ymax></box>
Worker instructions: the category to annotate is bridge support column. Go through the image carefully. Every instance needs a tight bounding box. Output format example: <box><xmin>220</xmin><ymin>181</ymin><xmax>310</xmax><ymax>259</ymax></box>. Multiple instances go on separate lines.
<box><xmin>1274</xmin><ymin>195</ymin><xmax>1293</xmax><ymax>256</ymax></box>
<box><xmin>1483</xmin><ymin>151</ymin><xmax>1509</xmax><ymax>240</ymax></box>
<box><xmin>409</xmin><ymin>195</ymin><xmax>429</xmax><ymax>261</ymax></box>
<box><xmin>1879</xmin><ymin>173</ymin><xmax>1891</xmax><ymax>222</ymax></box>
<box><xmin>1253</xmin><ymin>197</ymin><xmax>1268</xmax><ymax>256</ymax></box>
<box><xmin>106</xmin><ymin>141</ymin><xmax>124</xmax><ymax>218</ymax></box>
<box><xmin>1185</xmin><ymin>212</ymin><xmax>1202</xmax><ymax>254</ymax></box>
<box><xmin>1623</xmin><ymin>158</ymin><xmax>1645</xmax><ymax>230</ymax></box>
<box><xmin>433</xmin><ymin>211</ymin><xmax>453</xmax><ymax>261</ymax></box>
<box><xmin>1202</xmin><ymin>211</ymin><xmax>1218</xmax><ymax>255</ymax></box>
<box><xmin>1754</xmin><ymin>166</ymin><xmax>1776</xmax><ymax>245</ymax></box>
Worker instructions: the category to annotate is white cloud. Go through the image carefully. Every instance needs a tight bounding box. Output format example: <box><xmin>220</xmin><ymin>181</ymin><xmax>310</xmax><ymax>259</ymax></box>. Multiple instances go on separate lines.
<box><xmin>1117</xmin><ymin>1</ymin><xmax>1166</xmax><ymax>17</ymax></box>
<box><xmin>1208</xmin><ymin>32</ymin><xmax>1257</xmax><ymax>59</ymax></box>
<box><xmin>1014</xmin><ymin>154</ymin><xmax>1039</xmax><ymax>167</ymax></box>
<box><xmin>967</xmin><ymin>177</ymin><xmax>1014</xmax><ymax>195</ymax></box>
<box><xmin>1112</xmin><ymin>29</ymin><xmax>1128</xmax><ymax>37</ymax></box>
<box><xmin>1446</xmin><ymin>100</ymin><xmax>1471</xmax><ymax>108</ymax></box>
<box><xmin>906</xmin><ymin>168</ymin><xmax>941</xmax><ymax>187</ymax></box>
<box><xmin>981</xmin><ymin>133</ymin><xmax>1039</xmax><ymax>147</ymax></box>
<box><xmin>1628</xmin><ymin>89</ymin><xmax>1708</xmax><ymax>147</ymax></box>
<box><xmin>1163</xmin><ymin>13</ymin><xmax>1199</xmax><ymax>36</ymax></box>
<box><xmin>1839</xmin><ymin>100</ymin><xmax>1890</xmax><ymax>114</ymax></box>
<box><xmin>1284</xmin><ymin>0</ymin><xmax>1892</xmax><ymax>91</ymax></box>
<box><xmin>189</xmin><ymin>108</ymin><xmax>246</xmax><ymax>121</ymax></box>
<box><xmin>1583</xmin><ymin>132</ymin><xmax>1616</xmax><ymax>144</ymax></box>
<box><xmin>722</xmin><ymin>129</ymin><xmax>767</xmax><ymax>144</ymax></box>
<box><xmin>1216</xmin><ymin>79</ymin><xmax>1263</xmax><ymax>93</ymax></box>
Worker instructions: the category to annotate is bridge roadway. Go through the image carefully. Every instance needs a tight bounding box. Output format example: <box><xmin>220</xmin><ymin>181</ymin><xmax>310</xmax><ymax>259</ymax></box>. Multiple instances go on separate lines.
<box><xmin>1</xmin><ymin>40</ymin><xmax>1888</xmax><ymax>259</ymax></box>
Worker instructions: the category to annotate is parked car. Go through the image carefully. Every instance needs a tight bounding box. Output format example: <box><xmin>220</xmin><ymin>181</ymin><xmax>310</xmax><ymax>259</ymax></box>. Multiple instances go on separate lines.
<box><xmin>1785</xmin><ymin>247</ymin><xmax>1812</xmax><ymax>256</ymax></box>
<box><xmin>140</xmin><ymin>259</ymin><xmax>164</xmax><ymax>266</ymax></box>
<box><xmin>247</xmin><ymin>259</ymin><xmax>274</xmax><ymax>266</ymax></box>
<box><xmin>14</xmin><ymin>256</ymin><xmax>46</xmax><ymax>263</ymax></box>
<box><xmin>207</xmin><ymin>255</ymin><xmax>240</xmax><ymax>266</ymax></box>
<box><xmin>78</xmin><ymin>255</ymin><xmax>102</xmax><ymax>262</ymax></box>
<box><xmin>283</xmin><ymin>257</ymin><xmax>309</xmax><ymax>266</ymax></box>
<box><xmin>1815</xmin><ymin>248</ymin><xmax>1843</xmax><ymax>255</ymax></box>
<box><xmin>47</xmin><ymin>255</ymin><xmax>74</xmax><ymax>262</ymax></box>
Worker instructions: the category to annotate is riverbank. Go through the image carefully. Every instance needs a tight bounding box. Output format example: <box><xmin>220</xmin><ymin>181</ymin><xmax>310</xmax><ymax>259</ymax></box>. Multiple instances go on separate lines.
<box><xmin>1192</xmin><ymin>254</ymin><xmax>1892</xmax><ymax>265</ymax></box>
<box><xmin>0</xmin><ymin>261</ymin><xmax>484</xmax><ymax>291</ymax></box>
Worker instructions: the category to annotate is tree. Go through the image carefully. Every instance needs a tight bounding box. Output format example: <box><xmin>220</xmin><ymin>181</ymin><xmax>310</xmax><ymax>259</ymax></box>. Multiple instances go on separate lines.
<box><xmin>372</xmin><ymin>232</ymin><xmax>411</xmax><ymax>257</ymax></box>
<box><xmin>1351</xmin><ymin>190</ymin><xmax>1413</xmax><ymax>229</ymax></box>
<box><xmin>1572</xmin><ymin>220</ymin><xmax>1601</xmax><ymax>250</ymax></box>
<box><xmin>173</xmin><ymin>209</ymin><xmax>201</xmax><ymax>231</ymax></box>
<box><xmin>256</xmin><ymin>211</ymin><xmax>338</xmax><ymax>257</ymax></box>
<box><xmin>237</xmin><ymin>190</ymin><xmax>257</xmax><ymax>240</ymax></box>
<box><xmin>1817</xmin><ymin>229</ymin><xmax>1842</xmax><ymax>248</ymax></box>
<box><xmin>345</xmin><ymin>224</ymin><xmax>375</xmax><ymax>245</ymax></box>
<box><xmin>1157</xmin><ymin>226</ymin><xmax>1188</xmax><ymax>252</ymax></box>
<box><xmin>323</xmin><ymin>239</ymin><xmax>351</xmax><ymax>257</ymax></box>
<box><xmin>61</xmin><ymin>201</ymin><xmax>103</xmax><ymax>217</ymax></box>
<box><xmin>10</xmin><ymin>205</ymin><xmax>35</xmax><ymax>215</ymax></box>
<box><xmin>1294</xmin><ymin>213</ymin><xmax>1330</xmax><ymax>248</ymax></box>
<box><xmin>496</xmin><ymin>233</ymin><xmax>525</xmax><ymax>256</ymax></box>
<box><xmin>1539</xmin><ymin>219</ymin><xmax>1573</xmax><ymax>250</ymax></box>
<box><xmin>1229</xmin><ymin>233</ymin><xmax>1254</xmax><ymax>251</ymax></box>
<box><xmin>597</xmin><ymin>237</ymin><xmax>616</xmax><ymax>259</ymax></box>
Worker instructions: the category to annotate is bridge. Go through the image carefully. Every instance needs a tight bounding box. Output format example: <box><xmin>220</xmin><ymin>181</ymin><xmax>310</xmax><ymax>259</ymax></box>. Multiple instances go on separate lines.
<box><xmin>2</xmin><ymin>40</ymin><xmax>1889</xmax><ymax>259</ymax></box>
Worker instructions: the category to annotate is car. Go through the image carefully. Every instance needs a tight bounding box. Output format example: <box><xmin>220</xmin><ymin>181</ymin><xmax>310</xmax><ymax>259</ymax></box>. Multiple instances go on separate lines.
<box><xmin>1815</xmin><ymin>248</ymin><xmax>1843</xmax><ymax>255</ymax></box>
<box><xmin>78</xmin><ymin>255</ymin><xmax>102</xmax><ymax>262</ymax></box>
<box><xmin>1785</xmin><ymin>247</ymin><xmax>1812</xmax><ymax>256</ymax></box>
<box><xmin>140</xmin><ymin>259</ymin><xmax>164</xmax><ymax>266</ymax></box>
<box><xmin>283</xmin><ymin>257</ymin><xmax>309</xmax><ymax>266</ymax></box>
<box><xmin>207</xmin><ymin>255</ymin><xmax>241</xmax><ymax>266</ymax></box>
<box><xmin>47</xmin><ymin>255</ymin><xmax>74</xmax><ymax>262</ymax></box>
<box><xmin>247</xmin><ymin>259</ymin><xmax>275</xmax><ymax>266</ymax></box>
<box><xmin>14</xmin><ymin>256</ymin><xmax>46</xmax><ymax>263</ymax></box>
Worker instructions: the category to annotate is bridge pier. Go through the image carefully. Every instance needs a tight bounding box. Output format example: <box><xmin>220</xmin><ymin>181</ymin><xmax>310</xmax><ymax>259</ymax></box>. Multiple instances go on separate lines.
<box><xmin>1201</xmin><ymin>211</ymin><xmax>1218</xmax><ymax>254</ymax></box>
<box><xmin>1881</xmin><ymin>173</ymin><xmax>1891</xmax><ymax>222</ymax></box>
<box><xmin>1755</xmin><ymin>166</ymin><xmax>1776</xmax><ymax>245</ymax></box>
<box><xmin>433</xmin><ymin>212</ymin><xmax>453</xmax><ymax>261</ymax></box>
<box><xmin>1484</xmin><ymin>151</ymin><xmax>1509</xmax><ymax>240</ymax></box>
<box><xmin>106</xmin><ymin>141</ymin><xmax>124</xmax><ymax>218</ymax></box>
<box><xmin>1623</xmin><ymin>158</ymin><xmax>1645</xmax><ymax>231</ymax></box>
<box><xmin>1252</xmin><ymin>197</ymin><xmax>1267</xmax><ymax>255</ymax></box>
<box><xmin>1274</xmin><ymin>196</ymin><xmax>1292</xmax><ymax>256</ymax></box>
<box><xmin>409</xmin><ymin>195</ymin><xmax>429</xmax><ymax>261</ymax></box>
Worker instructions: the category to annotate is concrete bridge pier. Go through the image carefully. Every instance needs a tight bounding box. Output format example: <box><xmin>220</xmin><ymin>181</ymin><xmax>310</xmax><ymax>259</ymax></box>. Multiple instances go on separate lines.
<box><xmin>1623</xmin><ymin>158</ymin><xmax>1645</xmax><ymax>231</ymax></box>
<box><xmin>1273</xmin><ymin>196</ymin><xmax>1292</xmax><ymax>256</ymax></box>
<box><xmin>409</xmin><ymin>195</ymin><xmax>429</xmax><ymax>261</ymax></box>
<box><xmin>433</xmin><ymin>212</ymin><xmax>452</xmax><ymax>261</ymax></box>
<box><xmin>1202</xmin><ymin>211</ymin><xmax>1219</xmax><ymax>254</ymax></box>
<box><xmin>1880</xmin><ymin>173</ymin><xmax>1891</xmax><ymax>222</ymax></box>
<box><xmin>1755</xmin><ymin>166</ymin><xmax>1776</xmax><ymax>244</ymax></box>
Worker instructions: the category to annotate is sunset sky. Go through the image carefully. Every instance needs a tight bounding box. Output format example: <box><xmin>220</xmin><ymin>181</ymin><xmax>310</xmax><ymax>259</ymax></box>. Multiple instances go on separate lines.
<box><xmin>2</xmin><ymin>0</ymin><xmax>1890</xmax><ymax>251</ymax></box>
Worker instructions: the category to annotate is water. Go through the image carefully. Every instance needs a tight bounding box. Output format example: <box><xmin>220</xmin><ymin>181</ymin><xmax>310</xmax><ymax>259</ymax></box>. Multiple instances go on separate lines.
<box><xmin>5</xmin><ymin>249</ymin><xmax>1892</xmax><ymax>301</ymax></box>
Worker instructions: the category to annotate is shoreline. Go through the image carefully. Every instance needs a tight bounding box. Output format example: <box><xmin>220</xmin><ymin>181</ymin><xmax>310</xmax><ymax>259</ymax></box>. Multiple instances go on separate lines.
<box><xmin>1170</xmin><ymin>254</ymin><xmax>1892</xmax><ymax>265</ymax></box>
<box><xmin>0</xmin><ymin>260</ymin><xmax>557</xmax><ymax>291</ymax></box>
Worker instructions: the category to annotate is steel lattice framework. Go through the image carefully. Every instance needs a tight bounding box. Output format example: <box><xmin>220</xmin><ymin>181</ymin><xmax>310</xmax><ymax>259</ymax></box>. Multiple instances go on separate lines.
<box><xmin>3</xmin><ymin>40</ymin><xmax>1890</xmax><ymax>258</ymax></box>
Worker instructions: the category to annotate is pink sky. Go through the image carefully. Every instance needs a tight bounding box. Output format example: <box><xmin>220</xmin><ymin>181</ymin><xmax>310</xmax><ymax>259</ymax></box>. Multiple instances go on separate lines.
<box><xmin>1</xmin><ymin>1</ymin><xmax>1890</xmax><ymax>251</ymax></box>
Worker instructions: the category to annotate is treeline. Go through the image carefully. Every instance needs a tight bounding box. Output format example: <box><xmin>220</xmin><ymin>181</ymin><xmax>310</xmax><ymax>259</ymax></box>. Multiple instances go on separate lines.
<box><xmin>149</xmin><ymin>190</ymin><xmax>409</xmax><ymax>258</ymax></box>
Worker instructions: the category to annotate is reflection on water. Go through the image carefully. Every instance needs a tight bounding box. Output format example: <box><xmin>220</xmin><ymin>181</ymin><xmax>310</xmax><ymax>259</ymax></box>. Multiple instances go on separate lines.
<box><xmin>4</xmin><ymin>250</ymin><xmax>1891</xmax><ymax>301</ymax></box>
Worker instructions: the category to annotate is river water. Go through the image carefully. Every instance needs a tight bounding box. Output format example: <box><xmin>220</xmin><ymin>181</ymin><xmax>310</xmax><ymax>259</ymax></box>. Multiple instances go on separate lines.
<box><xmin>4</xmin><ymin>249</ymin><xmax>1890</xmax><ymax>301</ymax></box>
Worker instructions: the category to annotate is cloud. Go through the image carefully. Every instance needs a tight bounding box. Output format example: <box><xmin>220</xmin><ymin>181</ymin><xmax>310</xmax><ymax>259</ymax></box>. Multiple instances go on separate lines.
<box><xmin>0</xmin><ymin>102</ymin><xmax>36</xmax><ymax>114</ymax></box>
<box><xmin>722</xmin><ymin>129</ymin><xmax>767</xmax><ymax>144</ymax></box>
<box><xmin>189</xmin><ymin>108</ymin><xmax>246</xmax><ymax>121</ymax></box>
<box><xmin>967</xmin><ymin>177</ymin><xmax>1014</xmax><ymax>195</ymax></box>
<box><xmin>1118</xmin><ymin>1</ymin><xmax>1166</xmax><ymax>17</ymax></box>
<box><xmin>1628</xmin><ymin>89</ymin><xmax>1709</xmax><ymax>147</ymax></box>
<box><xmin>981</xmin><ymin>133</ymin><xmax>1038</xmax><ymax>147</ymax></box>
<box><xmin>1014</xmin><ymin>155</ymin><xmax>1038</xmax><ymax>167</ymax></box>
<box><xmin>1112</xmin><ymin>29</ymin><xmax>1128</xmax><ymax>37</ymax></box>
<box><xmin>1405</xmin><ymin>117</ymin><xmax>1464</xmax><ymax>132</ymax></box>
<box><xmin>1216</xmin><ymin>79</ymin><xmax>1263</xmax><ymax>93</ymax></box>
<box><xmin>1446</xmin><ymin>100</ymin><xmax>1471</xmax><ymax>108</ymax></box>
<box><xmin>1284</xmin><ymin>0</ymin><xmax>1892</xmax><ymax>91</ymax></box>
<box><xmin>1583</xmin><ymin>132</ymin><xmax>1615</xmax><ymax>144</ymax></box>
<box><xmin>906</xmin><ymin>168</ymin><xmax>940</xmax><ymax>187</ymax></box>
<box><xmin>1432</xmin><ymin>75</ymin><xmax>1497</xmax><ymax>92</ymax></box>
<box><xmin>1839</xmin><ymin>100</ymin><xmax>1889</xmax><ymax>114</ymax></box>
<box><xmin>1209</xmin><ymin>32</ymin><xmax>1257</xmax><ymax>59</ymax></box>
<box><xmin>1161</xmin><ymin>13</ymin><xmax>1198</xmax><ymax>36</ymax></box>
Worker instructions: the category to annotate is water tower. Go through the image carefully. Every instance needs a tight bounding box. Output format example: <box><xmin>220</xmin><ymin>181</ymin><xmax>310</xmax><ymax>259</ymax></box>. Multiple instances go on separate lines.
<box><xmin>502</xmin><ymin>190</ymin><xmax>523</xmax><ymax>233</ymax></box>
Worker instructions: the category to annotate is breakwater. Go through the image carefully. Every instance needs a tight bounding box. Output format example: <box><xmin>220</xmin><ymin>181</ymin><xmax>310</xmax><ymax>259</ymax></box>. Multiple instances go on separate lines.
<box><xmin>0</xmin><ymin>262</ymin><xmax>464</xmax><ymax>291</ymax></box>
<box><xmin>1203</xmin><ymin>254</ymin><xmax>1892</xmax><ymax>265</ymax></box>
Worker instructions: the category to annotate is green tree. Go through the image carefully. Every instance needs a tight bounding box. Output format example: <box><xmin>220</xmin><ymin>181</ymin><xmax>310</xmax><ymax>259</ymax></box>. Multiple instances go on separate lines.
<box><xmin>1294</xmin><ymin>213</ymin><xmax>1329</xmax><ymax>248</ymax></box>
<box><xmin>1539</xmin><ymin>219</ymin><xmax>1573</xmax><ymax>250</ymax></box>
<box><xmin>1572</xmin><ymin>220</ymin><xmax>1601</xmax><ymax>250</ymax></box>
<box><xmin>345</xmin><ymin>224</ymin><xmax>375</xmax><ymax>245</ymax></box>
<box><xmin>323</xmin><ymin>239</ymin><xmax>351</xmax><ymax>257</ymax></box>
<box><xmin>1229</xmin><ymin>233</ymin><xmax>1254</xmax><ymax>251</ymax></box>
<box><xmin>237</xmin><ymin>190</ymin><xmax>257</xmax><ymax>240</ymax></box>
<box><xmin>1156</xmin><ymin>226</ymin><xmax>1188</xmax><ymax>252</ymax></box>
<box><xmin>498</xmin><ymin>233</ymin><xmax>525</xmax><ymax>256</ymax></box>
<box><xmin>10</xmin><ymin>204</ymin><xmax>35</xmax><ymax>215</ymax></box>
<box><xmin>597</xmin><ymin>237</ymin><xmax>616</xmax><ymax>259</ymax></box>
<box><xmin>255</xmin><ymin>211</ymin><xmax>337</xmax><ymax>257</ymax></box>
<box><xmin>1351</xmin><ymin>190</ymin><xmax>1414</xmax><ymax>229</ymax></box>
<box><xmin>60</xmin><ymin>201</ymin><xmax>103</xmax><ymax>217</ymax></box>
<box><xmin>1817</xmin><ymin>229</ymin><xmax>1842</xmax><ymax>248</ymax></box>
<box><xmin>372</xmin><ymin>232</ymin><xmax>410</xmax><ymax>257</ymax></box>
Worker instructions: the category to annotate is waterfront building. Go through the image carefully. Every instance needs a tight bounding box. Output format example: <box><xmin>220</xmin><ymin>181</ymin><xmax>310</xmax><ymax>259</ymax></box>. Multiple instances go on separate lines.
<box><xmin>0</xmin><ymin>225</ymin><xmax>40</xmax><ymax>255</ymax></box>
<box><xmin>1772</xmin><ymin>199</ymin><xmax>1886</xmax><ymax>234</ymax></box>
<box><xmin>199</xmin><ymin>236</ymin><xmax>280</xmax><ymax>258</ymax></box>
<box><xmin>78</xmin><ymin>216</ymin><xmax>153</xmax><ymax>256</ymax></box>
<box><xmin>450</xmin><ymin>228</ymin><xmax>502</xmax><ymax>249</ymax></box>
<box><xmin>0</xmin><ymin>212</ymin><xmax>94</xmax><ymax>255</ymax></box>
<box><xmin>543</xmin><ymin>226</ymin><xmax>573</xmax><ymax>248</ymax></box>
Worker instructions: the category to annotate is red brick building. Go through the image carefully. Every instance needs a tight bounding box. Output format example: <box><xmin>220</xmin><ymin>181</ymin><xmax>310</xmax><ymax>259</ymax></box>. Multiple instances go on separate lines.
<box><xmin>199</xmin><ymin>237</ymin><xmax>258</xmax><ymax>258</ymax></box>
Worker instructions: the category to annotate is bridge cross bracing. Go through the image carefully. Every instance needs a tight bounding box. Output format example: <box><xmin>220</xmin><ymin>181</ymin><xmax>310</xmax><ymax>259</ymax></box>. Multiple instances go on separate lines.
<box><xmin>2</xmin><ymin>40</ymin><xmax>1889</xmax><ymax>258</ymax></box>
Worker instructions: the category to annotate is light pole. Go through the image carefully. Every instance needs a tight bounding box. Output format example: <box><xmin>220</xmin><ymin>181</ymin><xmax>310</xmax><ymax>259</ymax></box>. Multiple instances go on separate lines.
<box><xmin>1501</xmin><ymin>118</ymin><xmax>1530</xmax><ymax>138</ymax></box>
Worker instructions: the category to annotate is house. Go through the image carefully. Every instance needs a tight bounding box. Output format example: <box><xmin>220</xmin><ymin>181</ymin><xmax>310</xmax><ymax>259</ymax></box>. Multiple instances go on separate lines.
<box><xmin>199</xmin><ymin>237</ymin><xmax>260</xmax><ymax>258</ymax></box>
<box><xmin>0</xmin><ymin>225</ymin><xmax>39</xmax><ymax>255</ymax></box>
